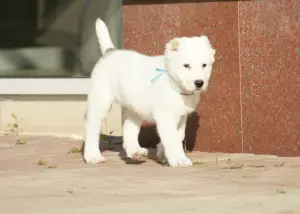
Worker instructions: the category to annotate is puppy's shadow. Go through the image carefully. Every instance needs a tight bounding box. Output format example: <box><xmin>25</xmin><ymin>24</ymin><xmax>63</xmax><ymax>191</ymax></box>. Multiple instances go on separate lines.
<box><xmin>80</xmin><ymin>136</ymin><xmax>153</xmax><ymax>165</ymax></box>
<box><xmin>138</xmin><ymin>112</ymin><xmax>199</xmax><ymax>152</ymax></box>
<box><xmin>81</xmin><ymin>113</ymin><xmax>199</xmax><ymax>165</ymax></box>
<box><xmin>185</xmin><ymin>112</ymin><xmax>199</xmax><ymax>151</ymax></box>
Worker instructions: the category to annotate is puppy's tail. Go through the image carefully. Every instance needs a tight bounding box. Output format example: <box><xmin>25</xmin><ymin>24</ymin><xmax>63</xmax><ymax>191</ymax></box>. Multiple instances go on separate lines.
<box><xmin>95</xmin><ymin>18</ymin><xmax>115</xmax><ymax>54</ymax></box>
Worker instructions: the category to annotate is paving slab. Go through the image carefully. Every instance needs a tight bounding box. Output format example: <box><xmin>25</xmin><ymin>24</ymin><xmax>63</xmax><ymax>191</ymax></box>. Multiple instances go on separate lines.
<box><xmin>0</xmin><ymin>135</ymin><xmax>300</xmax><ymax>214</ymax></box>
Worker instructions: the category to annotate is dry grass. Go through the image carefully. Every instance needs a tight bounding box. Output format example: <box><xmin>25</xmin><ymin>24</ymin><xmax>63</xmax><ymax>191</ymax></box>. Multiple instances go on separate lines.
<box><xmin>275</xmin><ymin>162</ymin><xmax>285</xmax><ymax>167</ymax></box>
<box><xmin>224</xmin><ymin>163</ymin><xmax>244</xmax><ymax>170</ymax></box>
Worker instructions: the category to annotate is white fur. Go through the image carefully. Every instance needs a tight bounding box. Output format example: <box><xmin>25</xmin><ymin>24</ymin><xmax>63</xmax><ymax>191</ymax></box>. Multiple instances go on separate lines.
<box><xmin>84</xmin><ymin>18</ymin><xmax>216</xmax><ymax>167</ymax></box>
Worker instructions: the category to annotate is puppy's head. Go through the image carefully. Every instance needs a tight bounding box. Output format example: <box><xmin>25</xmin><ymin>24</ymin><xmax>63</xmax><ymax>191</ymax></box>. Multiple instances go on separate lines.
<box><xmin>164</xmin><ymin>36</ymin><xmax>216</xmax><ymax>93</ymax></box>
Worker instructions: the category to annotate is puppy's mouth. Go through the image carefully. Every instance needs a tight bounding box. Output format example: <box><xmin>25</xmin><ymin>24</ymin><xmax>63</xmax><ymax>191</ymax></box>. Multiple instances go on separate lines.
<box><xmin>181</xmin><ymin>86</ymin><xmax>200</xmax><ymax>94</ymax></box>
<box><xmin>171</xmin><ymin>78</ymin><xmax>200</xmax><ymax>95</ymax></box>
<box><xmin>193</xmin><ymin>85</ymin><xmax>203</xmax><ymax>92</ymax></box>
<box><xmin>194</xmin><ymin>88</ymin><xmax>202</xmax><ymax>93</ymax></box>
<box><xmin>197</xmin><ymin>86</ymin><xmax>207</xmax><ymax>92</ymax></box>
<box><xmin>192</xmin><ymin>86</ymin><xmax>207</xmax><ymax>93</ymax></box>
<box><xmin>185</xmin><ymin>87</ymin><xmax>203</xmax><ymax>95</ymax></box>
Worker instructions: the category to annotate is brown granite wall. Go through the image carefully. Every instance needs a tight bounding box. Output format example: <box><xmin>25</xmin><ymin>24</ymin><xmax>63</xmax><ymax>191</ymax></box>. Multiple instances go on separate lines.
<box><xmin>239</xmin><ymin>0</ymin><xmax>300</xmax><ymax>156</ymax></box>
<box><xmin>123</xmin><ymin>0</ymin><xmax>300</xmax><ymax>156</ymax></box>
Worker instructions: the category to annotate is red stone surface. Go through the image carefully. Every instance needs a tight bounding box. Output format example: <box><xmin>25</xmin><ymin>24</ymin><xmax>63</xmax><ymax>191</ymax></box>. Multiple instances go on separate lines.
<box><xmin>123</xmin><ymin>4</ymin><xmax>180</xmax><ymax>55</ymax></box>
<box><xmin>239</xmin><ymin>0</ymin><xmax>300</xmax><ymax>156</ymax></box>
<box><xmin>179</xmin><ymin>2</ymin><xmax>242</xmax><ymax>153</ymax></box>
<box><xmin>123</xmin><ymin>1</ymin><xmax>299</xmax><ymax>156</ymax></box>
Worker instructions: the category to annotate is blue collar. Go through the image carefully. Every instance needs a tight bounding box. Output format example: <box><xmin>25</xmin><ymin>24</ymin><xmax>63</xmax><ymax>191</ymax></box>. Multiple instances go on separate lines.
<box><xmin>151</xmin><ymin>68</ymin><xmax>167</xmax><ymax>82</ymax></box>
<box><xmin>151</xmin><ymin>68</ymin><xmax>194</xmax><ymax>96</ymax></box>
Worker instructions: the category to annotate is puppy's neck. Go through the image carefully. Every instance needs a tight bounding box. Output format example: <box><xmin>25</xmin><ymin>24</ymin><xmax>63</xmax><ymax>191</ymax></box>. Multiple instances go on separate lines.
<box><xmin>167</xmin><ymin>74</ymin><xmax>194</xmax><ymax>96</ymax></box>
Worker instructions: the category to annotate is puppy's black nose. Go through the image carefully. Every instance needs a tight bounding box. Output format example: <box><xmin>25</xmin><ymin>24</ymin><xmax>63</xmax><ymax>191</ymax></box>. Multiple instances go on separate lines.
<box><xmin>194</xmin><ymin>80</ymin><xmax>204</xmax><ymax>89</ymax></box>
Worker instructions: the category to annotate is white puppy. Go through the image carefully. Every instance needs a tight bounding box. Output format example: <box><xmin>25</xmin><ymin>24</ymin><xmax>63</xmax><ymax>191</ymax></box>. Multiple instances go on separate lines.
<box><xmin>84</xmin><ymin>18</ymin><xmax>216</xmax><ymax>167</ymax></box>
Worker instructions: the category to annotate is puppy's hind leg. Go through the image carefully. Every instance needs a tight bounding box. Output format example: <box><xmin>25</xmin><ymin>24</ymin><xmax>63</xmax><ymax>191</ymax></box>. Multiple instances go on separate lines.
<box><xmin>84</xmin><ymin>75</ymin><xmax>113</xmax><ymax>164</ymax></box>
<box><xmin>122</xmin><ymin>110</ymin><xmax>148</xmax><ymax>161</ymax></box>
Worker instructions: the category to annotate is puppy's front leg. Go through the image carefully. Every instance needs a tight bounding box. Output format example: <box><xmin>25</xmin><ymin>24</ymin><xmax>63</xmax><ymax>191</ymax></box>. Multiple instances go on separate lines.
<box><xmin>156</xmin><ymin>115</ymin><xmax>188</xmax><ymax>161</ymax></box>
<box><xmin>178</xmin><ymin>115</ymin><xmax>188</xmax><ymax>143</ymax></box>
<box><xmin>155</xmin><ymin>114</ymin><xmax>192</xmax><ymax>167</ymax></box>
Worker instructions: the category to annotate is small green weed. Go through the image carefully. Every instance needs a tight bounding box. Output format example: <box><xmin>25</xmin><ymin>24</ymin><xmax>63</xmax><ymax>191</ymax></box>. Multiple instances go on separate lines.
<box><xmin>67</xmin><ymin>189</ymin><xmax>74</xmax><ymax>193</ymax></box>
<box><xmin>100</xmin><ymin>130</ymin><xmax>115</xmax><ymax>145</ymax></box>
<box><xmin>37</xmin><ymin>159</ymin><xmax>46</xmax><ymax>166</ymax></box>
<box><xmin>15</xmin><ymin>139</ymin><xmax>27</xmax><ymax>145</ymax></box>
<box><xmin>68</xmin><ymin>147</ymin><xmax>82</xmax><ymax>154</ymax></box>
<box><xmin>248</xmin><ymin>164</ymin><xmax>265</xmax><ymax>168</ymax></box>
<box><xmin>226</xmin><ymin>158</ymin><xmax>232</xmax><ymax>164</ymax></box>
<box><xmin>4</xmin><ymin>113</ymin><xmax>24</xmax><ymax>136</ymax></box>
<box><xmin>276</xmin><ymin>189</ymin><xmax>286</xmax><ymax>194</ymax></box>
<box><xmin>193</xmin><ymin>161</ymin><xmax>204</xmax><ymax>165</ymax></box>
<box><xmin>4</xmin><ymin>113</ymin><xmax>27</xmax><ymax>145</ymax></box>
<box><xmin>230</xmin><ymin>163</ymin><xmax>244</xmax><ymax>169</ymax></box>
<box><xmin>225</xmin><ymin>163</ymin><xmax>244</xmax><ymax>170</ymax></box>
<box><xmin>242</xmin><ymin>174</ymin><xmax>258</xmax><ymax>178</ymax></box>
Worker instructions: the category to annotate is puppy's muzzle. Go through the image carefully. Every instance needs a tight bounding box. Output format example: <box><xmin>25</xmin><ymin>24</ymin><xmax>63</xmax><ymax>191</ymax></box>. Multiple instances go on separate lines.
<box><xmin>194</xmin><ymin>80</ymin><xmax>204</xmax><ymax>89</ymax></box>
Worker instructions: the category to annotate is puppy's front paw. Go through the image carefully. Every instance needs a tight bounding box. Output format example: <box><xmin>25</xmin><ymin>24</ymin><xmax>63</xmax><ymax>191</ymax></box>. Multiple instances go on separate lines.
<box><xmin>126</xmin><ymin>147</ymin><xmax>148</xmax><ymax>161</ymax></box>
<box><xmin>166</xmin><ymin>153</ymin><xmax>193</xmax><ymax>167</ymax></box>
<box><xmin>84</xmin><ymin>150</ymin><xmax>106</xmax><ymax>164</ymax></box>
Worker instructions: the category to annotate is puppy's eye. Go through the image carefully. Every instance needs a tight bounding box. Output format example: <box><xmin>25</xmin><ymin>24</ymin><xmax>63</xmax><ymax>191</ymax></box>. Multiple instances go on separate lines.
<box><xmin>183</xmin><ymin>64</ymin><xmax>190</xmax><ymax>69</ymax></box>
<box><xmin>202</xmin><ymin>64</ymin><xmax>207</xmax><ymax>68</ymax></box>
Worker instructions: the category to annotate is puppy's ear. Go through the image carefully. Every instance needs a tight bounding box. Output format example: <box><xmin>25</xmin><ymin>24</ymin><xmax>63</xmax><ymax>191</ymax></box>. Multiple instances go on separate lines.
<box><xmin>212</xmin><ymin>48</ymin><xmax>216</xmax><ymax>56</ymax></box>
<box><xmin>199</xmin><ymin>36</ymin><xmax>213</xmax><ymax>48</ymax></box>
<box><xmin>198</xmin><ymin>35</ymin><xmax>216</xmax><ymax>56</ymax></box>
<box><xmin>167</xmin><ymin>38</ymin><xmax>180</xmax><ymax>52</ymax></box>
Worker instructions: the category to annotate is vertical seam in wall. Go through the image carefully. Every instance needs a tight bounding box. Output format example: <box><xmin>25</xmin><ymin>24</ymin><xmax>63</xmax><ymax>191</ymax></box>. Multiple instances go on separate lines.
<box><xmin>238</xmin><ymin>1</ymin><xmax>244</xmax><ymax>153</ymax></box>
<box><xmin>177</xmin><ymin>4</ymin><xmax>180</xmax><ymax>36</ymax></box>
<box><xmin>162</xmin><ymin>4</ymin><xmax>166</xmax><ymax>53</ymax></box>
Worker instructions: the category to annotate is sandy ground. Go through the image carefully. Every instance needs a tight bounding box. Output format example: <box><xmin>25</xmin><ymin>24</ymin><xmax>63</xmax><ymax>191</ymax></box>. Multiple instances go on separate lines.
<box><xmin>1</xmin><ymin>135</ymin><xmax>300</xmax><ymax>214</ymax></box>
